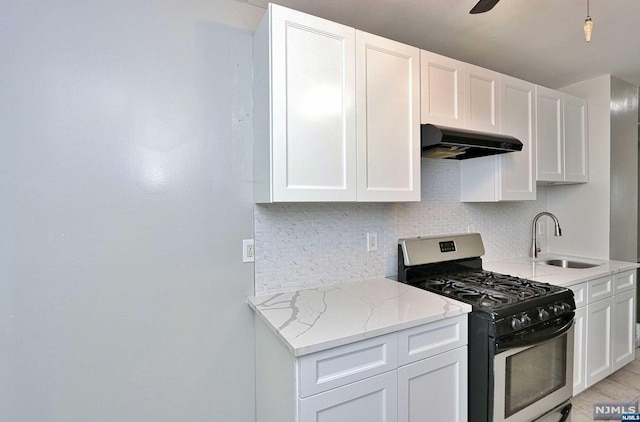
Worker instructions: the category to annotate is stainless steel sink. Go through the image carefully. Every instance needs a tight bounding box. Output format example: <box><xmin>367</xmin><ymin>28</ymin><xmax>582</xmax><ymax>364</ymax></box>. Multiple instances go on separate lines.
<box><xmin>541</xmin><ymin>259</ymin><xmax>601</xmax><ymax>269</ymax></box>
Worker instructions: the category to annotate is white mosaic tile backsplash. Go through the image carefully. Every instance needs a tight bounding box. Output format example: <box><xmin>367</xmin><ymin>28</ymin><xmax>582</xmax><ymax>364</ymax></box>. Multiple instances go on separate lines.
<box><xmin>254</xmin><ymin>159</ymin><xmax>549</xmax><ymax>295</ymax></box>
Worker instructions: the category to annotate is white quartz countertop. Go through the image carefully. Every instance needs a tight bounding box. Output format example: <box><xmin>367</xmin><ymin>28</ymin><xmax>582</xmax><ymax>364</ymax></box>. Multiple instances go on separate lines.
<box><xmin>484</xmin><ymin>254</ymin><xmax>640</xmax><ymax>287</ymax></box>
<box><xmin>247</xmin><ymin>278</ymin><xmax>471</xmax><ymax>357</ymax></box>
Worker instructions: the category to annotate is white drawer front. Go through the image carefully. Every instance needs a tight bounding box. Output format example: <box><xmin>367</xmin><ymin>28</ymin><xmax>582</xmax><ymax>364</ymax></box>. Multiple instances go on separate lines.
<box><xmin>570</xmin><ymin>282</ymin><xmax>587</xmax><ymax>308</ymax></box>
<box><xmin>298</xmin><ymin>333</ymin><xmax>398</xmax><ymax>398</ymax></box>
<box><xmin>298</xmin><ymin>371</ymin><xmax>397</xmax><ymax>422</ymax></box>
<box><xmin>397</xmin><ymin>315</ymin><xmax>468</xmax><ymax>366</ymax></box>
<box><xmin>614</xmin><ymin>270</ymin><xmax>636</xmax><ymax>294</ymax></box>
<box><xmin>587</xmin><ymin>276</ymin><xmax>613</xmax><ymax>304</ymax></box>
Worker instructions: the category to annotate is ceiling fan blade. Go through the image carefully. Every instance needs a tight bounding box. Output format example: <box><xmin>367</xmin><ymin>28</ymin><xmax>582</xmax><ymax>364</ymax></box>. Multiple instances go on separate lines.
<box><xmin>469</xmin><ymin>0</ymin><xmax>501</xmax><ymax>14</ymax></box>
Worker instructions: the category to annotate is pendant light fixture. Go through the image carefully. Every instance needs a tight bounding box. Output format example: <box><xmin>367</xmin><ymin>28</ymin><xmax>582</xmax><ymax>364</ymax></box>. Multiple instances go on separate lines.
<box><xmin>584</xmin><ymin>0</ymin><xmax>594</xmax><ymax>42</ymax></box>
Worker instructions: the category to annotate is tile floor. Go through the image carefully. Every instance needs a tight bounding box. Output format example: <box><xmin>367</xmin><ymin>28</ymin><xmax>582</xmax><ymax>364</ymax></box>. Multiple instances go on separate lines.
<box><xmin>571</xmin><ymin>350</ymin><xmax>640</xmax><ymax>421</ymax></box>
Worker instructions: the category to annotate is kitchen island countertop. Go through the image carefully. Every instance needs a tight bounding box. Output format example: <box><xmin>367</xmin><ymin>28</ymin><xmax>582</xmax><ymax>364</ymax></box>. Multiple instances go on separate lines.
<box><xmin>484</xmin><ymin>254</ymin><xmax>640</xmax><ymax>288</ymax></box>
<box><xmin>248</xmin><ymin>278</ymin><xmax>471</xmax><ymax>357</ymax></box>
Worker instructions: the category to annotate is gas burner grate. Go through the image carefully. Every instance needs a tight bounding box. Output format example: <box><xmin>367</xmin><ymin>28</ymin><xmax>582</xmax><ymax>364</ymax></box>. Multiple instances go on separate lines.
<box><xmin>419</xmin><ymin>270</ymin><xmax>561</xmax><ymax>310</ymax></box>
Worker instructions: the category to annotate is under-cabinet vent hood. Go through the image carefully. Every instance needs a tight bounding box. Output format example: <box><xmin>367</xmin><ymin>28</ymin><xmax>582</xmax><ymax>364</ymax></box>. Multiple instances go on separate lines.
<box><xmin>421</xmin><ymin>124</ymin><xmax>522</xmax><ymax>160</ymax></box>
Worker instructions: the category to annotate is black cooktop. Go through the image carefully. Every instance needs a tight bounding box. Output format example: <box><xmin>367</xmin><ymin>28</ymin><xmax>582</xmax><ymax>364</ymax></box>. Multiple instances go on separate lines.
<box><xmin>409</xmin><ymin>269</ymin><xmax>562</xmax><ymax>306</ymax></box>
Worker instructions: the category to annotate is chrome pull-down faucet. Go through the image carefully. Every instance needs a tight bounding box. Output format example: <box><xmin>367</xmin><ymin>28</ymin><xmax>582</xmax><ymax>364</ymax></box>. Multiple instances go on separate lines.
<box><xmin>530</xmin><ymin>212</ymin><xmax>562</xmax><ymax>258</ymax></box>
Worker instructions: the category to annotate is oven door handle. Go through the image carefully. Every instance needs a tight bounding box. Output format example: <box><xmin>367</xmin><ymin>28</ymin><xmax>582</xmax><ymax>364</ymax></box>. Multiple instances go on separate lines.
<box><xmin>559</xmin><ymin>403</ymin><xmax>572</xmax><ymax>422</ymax></box>
<box><xmin>496</xmin><ymin>313</ymin><xmax>574</xmax><ymax>352</ymax></box>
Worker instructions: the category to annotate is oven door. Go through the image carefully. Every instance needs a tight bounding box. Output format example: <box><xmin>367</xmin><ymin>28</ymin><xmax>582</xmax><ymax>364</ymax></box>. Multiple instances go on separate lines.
<box><xmin>493</xmin><ymin>319</ymin><xmax>574</xmax><ymax>422</ymax></box>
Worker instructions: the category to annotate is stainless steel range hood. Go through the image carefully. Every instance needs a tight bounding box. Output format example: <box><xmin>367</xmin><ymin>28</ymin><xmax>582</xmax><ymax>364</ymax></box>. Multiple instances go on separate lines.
<box><xmin>421</xmin><ymin>124</ymin><xmax>522</xmax><ymax>159</ymax></box>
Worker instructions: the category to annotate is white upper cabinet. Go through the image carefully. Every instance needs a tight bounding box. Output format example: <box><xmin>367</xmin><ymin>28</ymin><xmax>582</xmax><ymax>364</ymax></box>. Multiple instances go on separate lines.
<box><xmin>463</xmin><ymin>64</ymin><xmax>501</xmax><ymax>133</ymax></box>
<box><xmin>420</xmin><ymin>53</ymin><xmax>500</xmax><ymax>134</ymax></box>
<box><xmin>499</xmin><ymin>76</ymin><xmax>536</xmax><ymax>199</ymax></box>
<box><xmin>356</xmin><ymin>31</ymin><xmax>421</xmax><ymax>202</ymax></box>
<box><xmin>254</xmin><ymin>4</ymin><xmax>356</xmax><ymax>203</ymax></box>
<box><xmin>460</xmin><ymin>76</ymin><xmax>535</xmax><ymax>201</ymax></box>
<box><xmin>563</xmin><ymin>94</ymin><xmax>589</xmax><ymax>183</ymax></box>
<box><xmin>254</xmin><ymin>4</ymin><xmax>420</xmax><ymax>203</ymax></box>
<box><xmin>536</xmin><ymin>86</ymin><xmax>588</xmax><ymax>183</ymax></box>
<box><xmin>420</xmin><ymin>51</ymin><xmax>464</xmax><ymax>127</ymax></box>
<box><xmin>536</xmin><ymin>86</ymin><xmax>564</xmax><ymax>182</ymax></box>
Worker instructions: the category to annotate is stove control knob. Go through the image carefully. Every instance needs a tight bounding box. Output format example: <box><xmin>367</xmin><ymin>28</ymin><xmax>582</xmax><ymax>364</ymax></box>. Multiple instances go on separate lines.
<box><xmin>538</xmin><ymin>307</ymin><xmax>550</xmax><ymax>321</ymax></box>
<box><xmin>511</xmin><ymin>317</ymin><xmax>523</xmax><ymax>330</ymax></box>
<box><xmin>553</xmin><ymin>303</ymin><xmax>563</xmax><ymax>315</ymax></box>
<box><xmin>520</xmin><ymin>313</ymin><xmax>532</xmax><ymax>327</ymax></box>
<box><xmin>560</xmin><ymin>302</ymin><xmax>572</xmax><ymax>312</ymax></box>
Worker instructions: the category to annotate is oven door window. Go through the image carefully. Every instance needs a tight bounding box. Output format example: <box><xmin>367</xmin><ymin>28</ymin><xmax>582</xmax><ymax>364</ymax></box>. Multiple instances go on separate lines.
<box><xmin>504</xmin><ymin>335</ymin><xmax>567</xmax><ymax>417</ymax></box>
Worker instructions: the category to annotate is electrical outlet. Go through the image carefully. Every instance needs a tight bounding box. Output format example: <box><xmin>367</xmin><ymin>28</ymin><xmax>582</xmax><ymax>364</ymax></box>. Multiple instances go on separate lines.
<box><xmin>243</xmin><ymin>239</ymin><xmax>254</xmax><ymax>263</ymax></box>
<box><xmin>367</xmin><ymin>232</ymin><xmax>378</xmax><ymax>252</ymax></box>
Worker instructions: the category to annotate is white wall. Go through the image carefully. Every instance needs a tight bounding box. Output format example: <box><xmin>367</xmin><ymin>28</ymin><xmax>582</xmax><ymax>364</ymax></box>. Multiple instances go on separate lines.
<box><xmin>0</xmin><ymin>1</ymin><xmax>263</xmax><ymax>421</ymax></box>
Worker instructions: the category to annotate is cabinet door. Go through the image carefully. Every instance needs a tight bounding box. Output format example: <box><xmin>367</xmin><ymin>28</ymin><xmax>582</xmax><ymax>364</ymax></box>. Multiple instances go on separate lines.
<box><xmin>398</xmin><ymin>347</ymin><xmax>467</xmax><ymax>422</ymax></box>
<box><xmin>420</xmin><ymin>50</ymin><xmax>465</xmax><ymax>127</ymax></box>
<box><xmin>585</xmin><ymin>298</ymin><xmax>613</xmax><ymax>387</ymax></box>
<box><xmin>573</xmin><ymin>306</ymin><xmax>587</xmax><ymax>396</ymax></box>
<box><xmin>563</xmin><ymin>94</ymin><xmax>588</xmax><ymax>182</ymax></box>
<box><xmin>459</xmin><ymin>75</ymin><xmax>535</xmax><ymax>202</ymax></box>
<box><xmin>612</xmin><ymin>289</ymin><xmax>636</xmax><ymax>371</ymax></box>
<box><xmin>270</xmin><ymin>5</ymin><xmax>357</xmax><ymax>202</ymax></box>
<box><xmin>298</xmin><ymin>371</ymin><xmax>397</xmax><ymax>422</ymax></box>
<box><xmin>499</xmin><ymin>75</ymin><xmax>536</xmax><ymax>200</ymax></box>
<box><xmin>463</xmin><ymin>64</ymin><xmax>500</xmax><ymax>133</ymax></box>
<box><xmin>536</xmin><ymin>86</ymin><xmax>563</xmax><ymax>182</ymax></box>
<box><xmin>356</xmin><ymin>31</ymin><xmax>420</xmax><ymax>202</ymax></box>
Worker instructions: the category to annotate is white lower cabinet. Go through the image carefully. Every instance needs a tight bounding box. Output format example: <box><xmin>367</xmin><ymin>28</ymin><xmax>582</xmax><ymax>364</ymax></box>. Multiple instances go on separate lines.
<box><xmin>299</xmin><ymin>371</ymin><xmax>397</xmax><ymax>422</ymax></box>
<box><xmin>398</xmin><ymin>346</ymin><xmax>467</xmax><ymax>422</ymax></box>
<box><xmin>572</xmin><ymin>305</ymin><xmax>587</xmax><ymax>395</ymax></box>
<box><xmin>570</xmin><ymin>270</ymin><xmax>636</xmax><ymax>395</ymax></box>
<box><xmin>612</xmin><ymin>289</ymin><xmax>636</xmax><ymax>371</ymax></box>
<box><xmin>255</xmin><ymin>314</ymin><xmax>468</xmax><ymax>422</ymax></box>
<box><xmin>585</xmin><ymin>296</ymin><xmax>613</xmax><ymax>386</ymax></box>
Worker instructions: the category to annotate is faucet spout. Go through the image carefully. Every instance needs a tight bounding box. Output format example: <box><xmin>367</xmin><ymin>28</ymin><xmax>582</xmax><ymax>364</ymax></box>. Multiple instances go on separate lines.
<box><xmin>530</xmin><ymin>212</ymin><xmax>562</xmax><ymax>258</ymax></box>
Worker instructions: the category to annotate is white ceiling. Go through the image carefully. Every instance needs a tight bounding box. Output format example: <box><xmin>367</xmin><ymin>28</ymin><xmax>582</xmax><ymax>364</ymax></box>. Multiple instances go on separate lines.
<box><xmin>240</xmin><ymin>0</ymin><xmax>640</xmax><ymax>90</ymax></box>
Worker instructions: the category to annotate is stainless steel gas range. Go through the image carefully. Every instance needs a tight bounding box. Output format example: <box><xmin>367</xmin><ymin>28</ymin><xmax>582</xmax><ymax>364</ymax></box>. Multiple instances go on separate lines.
<box><xmin>397</xmin><ymin>233</ymin><xmax>574</xmax><ymax>422</ymax></box>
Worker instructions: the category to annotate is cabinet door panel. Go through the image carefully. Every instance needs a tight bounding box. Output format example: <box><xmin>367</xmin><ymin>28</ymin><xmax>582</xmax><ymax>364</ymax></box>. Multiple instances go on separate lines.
<box><xmin>563</xmin><ymin>94</ymin><xmax>588</xmax><ymax>182</ymax></box>
<box><xmin>420</xmin><ymin>50</ymin><xmax>464</xmax><ymax>127</ymax></box>
<box><xmin>613</xmin><ymin>290</ymin><xmax>636</xmax><ymax>371</ymax></box>
<box><xmin>536</xmin><ymin>86</ymin><xmax>563</xmax><ymax>182</ymax></box>
<box><xmin>397</xmin><ymin>315</ymin><xmax>467</xmax><ymax>366</ymax></box>
<box><xmin>499</xmin><ymin>75</ymin><xmax>536</xmax><ymax>200</ymax></box>
<box><xmin>298</xmin><ymin>332</ymin><xmax>397</xmax><ymax>398</ymax></box>
<box><xmin>298</xmin><ymin>371</ymin><xmax>397</xmax><ymax>422</ymax></box>
<box><xmin>586</xmin><ymin>298</ymin><xmax>612</xmax><ymax>387</ymax></box>
<box><xmin>271</xmin><ymin>5</ymin><xmax>357</xmax><ymax>201</ymax></box>
<box><xmin>573</xmin><ymin>306</ymin><xmax>587</xmax><ymax>395</ymax></box>
<box><xmin>588</xmin><ymin>276</ymin><xmax>613</xmax><ymax>303</ymax></box>
<box><xmin>356</xmin><ymin>31</ymin><xmax>420</xmax><ymax>202</ymax></box>
<box><xmin>614</xmin><ymin>269</ymin><xmax>636</xmax><ymax>294</ymax></box>
<box><xmin>571</xmin><ymin>282</ymin><xmax>588</xmax><ymax>308</ymax></box>
<box><xmin>464</xmin><ymin>64</ymin><xmax>500</xmax><ymax>133</ymax></box>
<box><xmin>398</xmin><ymin>347</ymin><xmax>467</xmax><ymax>422</ymax></box>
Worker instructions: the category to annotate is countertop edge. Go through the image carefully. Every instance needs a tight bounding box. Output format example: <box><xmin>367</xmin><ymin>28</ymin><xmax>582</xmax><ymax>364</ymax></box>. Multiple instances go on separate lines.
<box><xmin>484</xmin><ymin>254</ymin><xmax>640</xmax><ymax>288</ymax></box>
